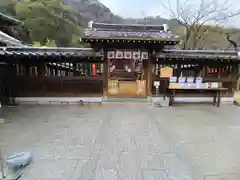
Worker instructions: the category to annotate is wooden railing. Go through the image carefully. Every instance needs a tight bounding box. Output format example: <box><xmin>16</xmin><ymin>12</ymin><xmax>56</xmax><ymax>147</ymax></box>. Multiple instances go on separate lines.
<box><xmin>14</xmin><ymin>76</ymin><xmax>103</xmax><ymax>97</ymax></box>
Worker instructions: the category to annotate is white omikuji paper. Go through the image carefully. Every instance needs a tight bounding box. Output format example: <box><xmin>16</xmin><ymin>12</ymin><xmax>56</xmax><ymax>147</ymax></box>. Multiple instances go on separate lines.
<box><xmin>179</xmin><ymin>77</ymin><xmax>186</xmax><ymax>83</ymax></box>
<box><xmin>187</xmin><ymin>77</ymin><xmax>194</xmax><ymax>83</ymax></box>
<box><xmin>196</xmin><ymin>77</ymin><xmax>203</xmax><ymax>83</ymax></box>
<box><xmin>170</xmin><ymin>76</ymin><xmax>177</xmax><ymax>83</ymax></box>
<box><xmin>211</xmin><ymin>82</ymin><xmax>219</xmax><ymax>88</ymax></box>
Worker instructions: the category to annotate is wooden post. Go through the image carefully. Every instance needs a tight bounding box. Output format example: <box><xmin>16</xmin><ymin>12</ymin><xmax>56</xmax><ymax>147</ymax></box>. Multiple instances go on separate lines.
<box><xmin>0</xmin><ymin>102</ymin><xmax>3</xmax><ymax>124</ymax></box>
<box><xmin>0</xmin><ymin>145</ymin><xmax>4</xmax><ymax>179</ymax></box>
<box><xmin>73</xmin><ymin>63</ymin><xmax>77</xmax><ymax>76</ymax></box>
<box><xmin>103</xmin><ymin>49</ymin><xmax>108</xmax><ymax>96</ymax></box>
<box><xmin>233</xmin><ymin>64</ymin><xmax>239</xmax><ymax>90</ymax></box>
<box><xmin>38</xmin><ymin>60</ymin><xmax>45</xmax><ymax>77</ymax></box>
<box><xmin>236</xmin><ymin>64</ymin><xmax>240</xmax><ymax>91</ymax></box>
<box><xmin>146</xmin><ymin>51</ymin><xmax>153</xmax><ymax>97</ymax></box>
<box><xmin>25</xmin><ymin>63</ymin><xmax>30</xmax><ymax>76</ymax></box>
<box><xmin>38</xmin><ymin>59</ymin><xmax>46</xmax><ymax>94</ymax></box>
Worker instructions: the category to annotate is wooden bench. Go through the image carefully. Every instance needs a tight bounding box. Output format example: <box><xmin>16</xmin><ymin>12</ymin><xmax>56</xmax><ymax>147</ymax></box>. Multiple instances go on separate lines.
<box><xmin>168</xmin><ymin>87</ymin><xmax>228</xmax><ymax>107</ymax></box>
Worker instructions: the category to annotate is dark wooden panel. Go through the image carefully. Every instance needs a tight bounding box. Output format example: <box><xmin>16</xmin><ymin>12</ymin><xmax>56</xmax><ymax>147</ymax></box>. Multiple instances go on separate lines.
<box><xmin>15</xmin><ymin>76</ymin><xmax>103</xmax><ymax>97</ymax></box>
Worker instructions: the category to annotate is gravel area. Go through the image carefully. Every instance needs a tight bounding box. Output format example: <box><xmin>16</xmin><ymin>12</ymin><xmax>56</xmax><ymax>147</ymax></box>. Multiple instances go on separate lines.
<box><xmin>0</xmin><ymin>104</ymin><xmax>240</xmax><ymax>180</ymax></box>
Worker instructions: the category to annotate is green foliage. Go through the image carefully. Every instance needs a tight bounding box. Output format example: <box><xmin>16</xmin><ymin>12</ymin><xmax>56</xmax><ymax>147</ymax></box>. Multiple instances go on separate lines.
<box><xmin>1</xmin><ymin>0</ymin><xmax>240</xmax><ymax>49</ymax></box>
<box><xmin>32</xmin><ymin>38</ymin><xmax>56</xmax><ymax>47</ymax></box>
<box><xmin>0</xmin><ymin>0</ymin><xmax>83</xmax><ymax>47</ymax></box>
<box><xmin>32</xmin><ymin>41</ymin><xmax>41</xmax><ymax>46</ymax></box>
<box><xmin>172</xmin><ymin>25</ymin><xmax>240</xmax><ymax>50</ymax></box>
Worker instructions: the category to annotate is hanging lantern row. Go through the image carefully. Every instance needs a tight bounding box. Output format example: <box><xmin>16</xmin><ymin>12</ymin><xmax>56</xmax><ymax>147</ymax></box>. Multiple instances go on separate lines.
<box><xmin>83</xmin><ymin>38</ymin><xmax>179</xmax><ymax>44</ymax></box>
<box><xmin>154</xmin><ymin>64</ymin><xmax>199</xmax><ymax>69</ymax></box>
<box><xmin>107</xmin><ymin>50</ymin><xmax>148</xmax><ymax>60</ymax></box>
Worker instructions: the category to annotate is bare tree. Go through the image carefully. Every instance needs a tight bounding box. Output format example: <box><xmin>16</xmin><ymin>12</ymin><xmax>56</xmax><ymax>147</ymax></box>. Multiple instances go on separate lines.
<box><xmin>225</xmin><ymin>33</ymin><xmax>238</xmax><ymax>51</ymax></box>
<box><xmin>161</xmin><ymin>0</ymin><xmax>240</xmax><ymax>49</ymax></box>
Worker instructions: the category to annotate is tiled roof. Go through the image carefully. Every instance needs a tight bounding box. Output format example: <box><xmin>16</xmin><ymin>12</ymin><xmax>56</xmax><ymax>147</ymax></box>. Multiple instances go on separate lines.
<box><xmin>0</xmin><ymin>30</ymin><xmax>26</xmax><ymax>46</ymax></box>
<box><xmin>0</xmin><ymin>12</ymin><xmax>22</xmax><ymax>26</ymax></box>
<box><xmin>84</xmin><ymin>29</ymin><xmax>179</xmax><ymax>40</ymax></box>
<box><xmin>159</xmin><ymin>49</ymin><xmax>240</xmax><ymax>59</ymax></box>
<box><xmin>90</xmin><ymin>22</ymin><xmax>166</xmax><ymax>32</ymax></box>
<box><xmin>0</xmin><ymin>46</ymin><xmax>239</xmax><ymax>61</ymax></box>
<box><xmin>84</xmin><ymin>22</ymin><xmax>179</xmax><ymax>41</ymax></box>
<box><xmin>0</xmin><ymin>47</ymin><xmax>102</xmax><ymax>58</ymax></box>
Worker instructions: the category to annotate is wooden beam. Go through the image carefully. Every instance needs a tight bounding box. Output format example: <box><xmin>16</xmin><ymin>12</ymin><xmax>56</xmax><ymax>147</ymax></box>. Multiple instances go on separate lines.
<box><xmin>145</xmin><ymin>51</ymin><xmax>153</xmax><ymax>97</ymax></box>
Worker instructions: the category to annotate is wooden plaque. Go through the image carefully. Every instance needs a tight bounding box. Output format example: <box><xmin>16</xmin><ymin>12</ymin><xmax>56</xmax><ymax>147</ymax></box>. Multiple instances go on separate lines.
<box><xmin>160</xmin><ymin>66</ymin><xmax>173</xmax><ymax>78</ymax></box>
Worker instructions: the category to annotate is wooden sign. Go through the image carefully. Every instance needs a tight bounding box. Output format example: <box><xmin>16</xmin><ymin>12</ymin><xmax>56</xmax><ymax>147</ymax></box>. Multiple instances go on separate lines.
<box><xmin>153</xmin><ymin>81</ymin><xmax>160</xmax><ymax>87</ymax></box>
<box><xmin>160</xmin><ymin>66</ymin><xmax>173</xmax><ymax>78</ymax></box>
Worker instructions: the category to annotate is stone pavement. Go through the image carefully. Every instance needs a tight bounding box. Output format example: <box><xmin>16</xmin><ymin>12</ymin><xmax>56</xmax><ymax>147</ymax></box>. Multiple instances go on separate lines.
<box><xmin>0</xmin><ymin>104</ymin><xmax>240</xmax><ymax>180</ymax></box>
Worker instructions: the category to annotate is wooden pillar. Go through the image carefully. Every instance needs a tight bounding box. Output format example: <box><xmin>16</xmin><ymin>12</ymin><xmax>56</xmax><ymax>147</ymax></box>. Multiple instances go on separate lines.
<box><xmin>25</xmin><ymin>63</ymin><xmax>30</xmax><ymax>76</ymax></box>
<box><xmin>177</xmin><ymin>64</ymin><xmax>181</xmax><ymax>82</ymax></box>
<box><xmin>73</xmin><ymin>63</ymin><xmax>77</xmax><ymax>76</ymax></box>
<box><xmin>38</xmin><ymin>60</ymin><xmax>45</xmax><ymax>77</ymax></box>
<box><xmin>50</xmin><ymin>67</ymin><xmax>54</xmax><ymax>76</ymax></box>
<box><xmin>38</xmin><ymin>59</ymin><xmax>46</xmax><ymax>94</ymax></box>
<box><xmin>146</xmin><ymin>51</ymin><xmax>153</xmax><ymax>97</ymax></box>
<box><xmin>233</xmin><ymin>63</ymin><xmax>239</xmax><ymax>90</ymax></box>
<box><xmin>103</xmin><ymin>49</ymin><xmax>108</xmax><ymax>96</ymax></box>
<box><xmin>237</xmin><ymin>64</ymin><xmax>240</xmax><ymax>90</ymax></box>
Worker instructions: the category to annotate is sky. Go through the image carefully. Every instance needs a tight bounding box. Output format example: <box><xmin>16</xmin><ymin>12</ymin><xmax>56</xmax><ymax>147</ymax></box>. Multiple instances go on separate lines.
<box><xmin>99</xmin><ymin>0</ymin><xmax>164</xmax><ymax>18</ymax></box>
<box><xmin>99</xmin><ymin>0</ymin><xmax>240</xmax><ymax>27</ymax></box>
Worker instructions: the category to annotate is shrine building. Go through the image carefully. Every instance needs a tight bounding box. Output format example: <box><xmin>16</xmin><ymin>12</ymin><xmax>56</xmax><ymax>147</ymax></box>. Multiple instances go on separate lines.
<box><xmin>0</xmin><ymin>15</ymin><xmax>240</xmax><ymax>105</ymax></box>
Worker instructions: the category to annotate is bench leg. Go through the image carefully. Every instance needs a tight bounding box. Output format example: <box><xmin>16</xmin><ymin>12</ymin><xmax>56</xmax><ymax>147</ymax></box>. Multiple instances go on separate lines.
<box><xmin>79</xmin><ymin>100</ymin><xmax>84</xmax><ymax>106</ymax></box>
<box><xmin>168</xmin><ymin>94</ymin><xmax>172</xmax><ymax>106</ymax></box>
<box><xmin>172</xmin><ymin>90</ymin><xmax>175</xmax><ymax>106</ymax></box>
<box><xmin>213</xmin><ymin>94</ymin><xmax>217</xmax><ymax>106</ymax></box>
<box><xmin>168</xmin><ymin>91</ymin><xmax>175</xmax><ymax>106</ymax></box>
<box><xmin>217</xmin><ymin>91</ymin><xmax>221</xmax><ymax>107</ymax></box>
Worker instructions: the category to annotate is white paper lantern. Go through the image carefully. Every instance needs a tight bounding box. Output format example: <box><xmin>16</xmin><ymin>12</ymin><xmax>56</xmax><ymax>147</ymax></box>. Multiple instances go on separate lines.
<box><xmin>124</xmin><ymin>51</ymin><xmax>132</xmax><ymax>59</ymax></box>
<box><xmin>133</xmin><ymin>51</ymin><xmax>141</xmax><ymax>60</ymax></box>
<box><xmin>107</xmin><ymin>51</ymin><xmax>115</xmax><ymax>59</ymax></box>
<box><xmin>115</xmin><ymin>50</ymin><xmax>123</xmax><ymax>59</ymax></box>
<box><xmin>141</xmin><ymin>52</ymin><xmax>148</xmax><ymax>59</ymax></box>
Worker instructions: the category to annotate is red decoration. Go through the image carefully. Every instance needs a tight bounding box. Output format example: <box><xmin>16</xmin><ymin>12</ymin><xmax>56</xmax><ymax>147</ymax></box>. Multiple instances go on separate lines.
<box><xmin>92</xmin><ymin>64</ymin><xmax>96</xmax><ymax>76</ymax></box>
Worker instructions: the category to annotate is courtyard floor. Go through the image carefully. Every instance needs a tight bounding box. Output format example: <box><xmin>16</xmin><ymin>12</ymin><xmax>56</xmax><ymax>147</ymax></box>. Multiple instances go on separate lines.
<box><xmin>0</xmin><ymin>103</ymin><xmax>240</xmax><ymax>180</ymax></box>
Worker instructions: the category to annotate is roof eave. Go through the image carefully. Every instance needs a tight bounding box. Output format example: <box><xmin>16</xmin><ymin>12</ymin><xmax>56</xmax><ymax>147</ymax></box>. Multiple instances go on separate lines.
<box><xmin>0</xmin><ymin>12</ymin><xmax>23</xmax><ymax>26</ymax></box>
